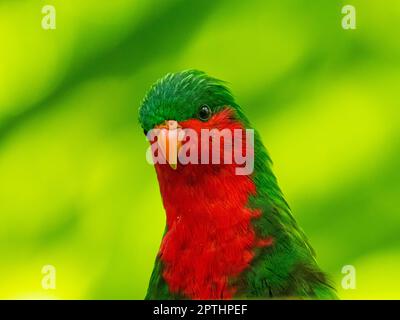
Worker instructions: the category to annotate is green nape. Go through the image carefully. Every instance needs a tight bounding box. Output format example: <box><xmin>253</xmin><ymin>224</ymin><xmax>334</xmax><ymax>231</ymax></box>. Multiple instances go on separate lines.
<box><xmin>239</xmin><ymin>127</ymin><xmax>337</xmax><ymax>299</ymax></box>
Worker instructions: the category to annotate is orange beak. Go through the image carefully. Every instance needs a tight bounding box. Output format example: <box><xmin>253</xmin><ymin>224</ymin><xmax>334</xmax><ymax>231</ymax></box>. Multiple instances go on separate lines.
<box><xmin>155</xmin><ymin>120</ymin><xmax>183</xmax><ymax>170</ymax></box>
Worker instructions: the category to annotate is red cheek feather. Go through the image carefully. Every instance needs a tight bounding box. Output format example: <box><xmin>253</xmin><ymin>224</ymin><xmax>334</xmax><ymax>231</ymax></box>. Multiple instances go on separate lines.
<box><xmin>154</xmin><ymin>108</ymin><xmax>273</xmax><ymax>299</ymax></box>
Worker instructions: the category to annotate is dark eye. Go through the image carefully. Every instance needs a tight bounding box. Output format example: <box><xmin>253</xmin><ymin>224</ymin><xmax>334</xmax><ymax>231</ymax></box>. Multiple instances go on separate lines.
<box><xmin>198</xmin><ymin>105</ymin><xmax>212</xmax><ymax>121</ymax></box>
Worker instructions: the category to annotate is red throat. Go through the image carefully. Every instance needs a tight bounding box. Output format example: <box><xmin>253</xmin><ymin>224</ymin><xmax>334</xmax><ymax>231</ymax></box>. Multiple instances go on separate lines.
<box><xmin>153</xmin><ymin>109</ymin><xmax>271</xmax><ymax>299</ymax></box>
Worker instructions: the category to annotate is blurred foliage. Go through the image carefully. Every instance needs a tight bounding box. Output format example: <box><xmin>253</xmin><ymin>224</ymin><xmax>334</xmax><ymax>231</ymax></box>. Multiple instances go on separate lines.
<box><xmin>0</xmin><ymin>0</ymin><xmax>399</xmax><ymax>299</ymax></box>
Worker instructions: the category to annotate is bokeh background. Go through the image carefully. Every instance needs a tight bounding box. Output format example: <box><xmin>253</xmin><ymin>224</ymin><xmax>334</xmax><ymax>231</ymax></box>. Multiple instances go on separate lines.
<box><xmin>0</xmin><ymin>0</ymin><xmax>399</xmax><ymax>299</ymax></box>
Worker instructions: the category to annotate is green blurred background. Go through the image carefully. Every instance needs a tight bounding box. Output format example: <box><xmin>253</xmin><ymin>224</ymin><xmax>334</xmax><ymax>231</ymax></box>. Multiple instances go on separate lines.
<box><xmin>0</xmin><ymin>0</ymin><xmax>399</xmax><ymax>299</ymax></box>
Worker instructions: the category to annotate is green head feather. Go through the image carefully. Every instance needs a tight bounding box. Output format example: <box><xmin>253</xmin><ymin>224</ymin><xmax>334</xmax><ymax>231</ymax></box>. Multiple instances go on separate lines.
<box><xmin>138</xmin><ymin>69</ymin><xmax>244</xmax><ymax>133</ymax></box>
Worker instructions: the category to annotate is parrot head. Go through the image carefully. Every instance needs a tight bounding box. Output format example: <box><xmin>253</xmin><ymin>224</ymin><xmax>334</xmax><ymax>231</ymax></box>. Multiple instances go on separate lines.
<box><xmin>138</xmin><ymin>69</ymin><xmax>252</xmax><ymax>172</ymax></box>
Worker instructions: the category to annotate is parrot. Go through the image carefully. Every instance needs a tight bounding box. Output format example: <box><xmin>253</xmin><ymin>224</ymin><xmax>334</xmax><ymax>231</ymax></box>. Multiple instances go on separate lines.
<box><xmin>138</xmin><ymin>70</ymin><xmax>337</xmax><ymax>300</ymax></box>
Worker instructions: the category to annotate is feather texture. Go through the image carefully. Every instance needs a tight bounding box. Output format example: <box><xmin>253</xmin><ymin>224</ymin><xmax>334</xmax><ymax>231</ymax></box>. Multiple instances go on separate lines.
<box><xmin>140</xmin><ymin>70</ymin><xmax>337</xmax><ymax>299</ymax></box>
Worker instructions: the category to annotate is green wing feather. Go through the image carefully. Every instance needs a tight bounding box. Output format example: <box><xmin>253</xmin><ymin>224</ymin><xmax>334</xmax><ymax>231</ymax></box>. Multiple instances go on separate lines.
<box><xmin>240</xmin><ymin>128</ymin><xmax>337</xmax><ymax>299</ymax></box>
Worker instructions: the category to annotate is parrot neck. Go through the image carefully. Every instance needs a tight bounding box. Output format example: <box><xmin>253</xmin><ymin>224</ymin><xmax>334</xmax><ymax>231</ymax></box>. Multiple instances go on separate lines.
<box><xmin>154</xmin><ymin>162</ymin><xmax>270</xmax><ymax>299</ymax></box>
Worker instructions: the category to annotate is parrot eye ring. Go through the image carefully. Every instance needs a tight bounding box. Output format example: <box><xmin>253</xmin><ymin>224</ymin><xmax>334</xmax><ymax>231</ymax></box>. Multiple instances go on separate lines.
<box><xmin>198</xmin><ymin>105</ymin><xmax>212</xmax><ymax>121</ymax></box>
